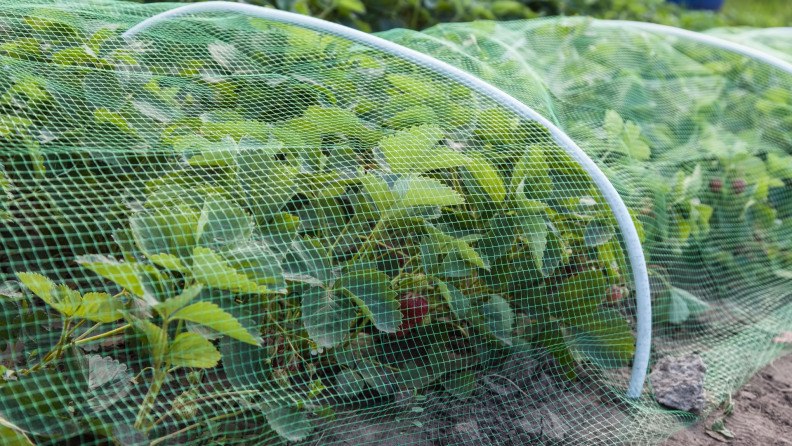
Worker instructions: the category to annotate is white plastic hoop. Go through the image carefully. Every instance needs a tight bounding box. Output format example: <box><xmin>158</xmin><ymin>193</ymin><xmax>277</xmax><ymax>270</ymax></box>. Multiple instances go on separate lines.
<box><xmin>123</xmin><ymin>3</ymin><xmax>652</xmax><ymax>399</ymax></box>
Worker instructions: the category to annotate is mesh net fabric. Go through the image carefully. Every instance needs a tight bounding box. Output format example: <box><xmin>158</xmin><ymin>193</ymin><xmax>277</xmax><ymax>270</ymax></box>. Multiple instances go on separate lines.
<box><xmin>704</xmin><ymin>27</ymin><xmax>792</xmax><ymax>64</ymax></box>
<box><xmin>0</xmin><ymin>2</ymin><xmax>788</xmax><ymax>446</ymax></box>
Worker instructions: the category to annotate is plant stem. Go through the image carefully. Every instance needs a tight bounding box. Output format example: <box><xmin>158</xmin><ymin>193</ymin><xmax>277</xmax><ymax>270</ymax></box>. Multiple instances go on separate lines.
<box><xmin>149</xmin><ymin>408</ymin><xmax>251</xmax><ymax>446</ymax></box>
<box><xmin>75</xmin><ymin>324</ymin><xmax>130</xmax><ymax>345</ymax></box>
<box><xmin>151</xmin><ymin>390</ymin><xmax>257</xmax><ymax>427</ymax></box>
<box><xmin>341</xmin><ymin>317</ymin><xmax>369</xmax><ymax>350</ymax></box>
<box><xmin>348</xmin><ymin>219</ymin><xmax>385</xmax><ymax>265</ymax></box>
<box><xmin>135</xmin><ymin>364</ymin><xmax>170</xmax><ymax>432</ymax></box>
<box><xmin>26</xmin><ymin>317</ymin><xmax>73</xmax><ymax>373</ymax></box>
<box><xmin>73</xmin><ymin>321</ymin><xmax>103</xmax><ymax>342</ymax></box>
<box><xmin>328</xmin><ymin>215</ymin><xmax>359</xmax><ymax>258</ymax></box>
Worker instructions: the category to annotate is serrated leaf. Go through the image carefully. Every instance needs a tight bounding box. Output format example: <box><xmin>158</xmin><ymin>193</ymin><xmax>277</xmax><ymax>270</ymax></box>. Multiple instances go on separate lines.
<box><xmin>154</xmin><ymin>286</ymin><xmax>203</xmax><ymax>320</ymax></box>
<box><xmin>339</xmin><ymin>270</ymin><xmax>401</xmax><ymax>333</ymax></box>
<box><xmin>443</xmin><ymin>370</ymin><xmax>476</xmax><ymax>399</ymax></box>
<box><xmin>481</xmin><ymin>295</ymin><xmax>515</xmax><ymax>345</ymax></box>
<box><xmin>668</xmin><ymin>287</ymin><xmax>709</xmax><ymax>324</ymax></box>
<box><xmin>125</xmin><ymin>313</ymin><xmax>167</xmax><ymax>361</ymax></box>
<box><xmin>335</xmin><ymin>369</ymin><xmax>366</xmax><ymax>399</ymax></box>
<box><xmin>520</xmin><ymin>213</ymin><xmax>548</xmax><ymax>269</ymax></box>
<box><xmin>167</xmin><ymin>332</ymin><xmax>221</xmax><ymax>368</ymax></box>
<box><xmin>130</xmin><ymin>206</ymin><xmax>198</xmax><ymax>263</ymax></box>
<box><xmin>85</xmin><ymin>355</ymin><xmax>134</xmax><ymax>412</ymax></box>
<box><xmin>75</xmin><ymin>292</ymin><xmax>124</xmax><ymax>323</ymax></box>
<box><xmin>380</xmin><ymin>124</ymin><xmax>469</xmax><ymax>175</ymax></box>
<box><xmin>197</xmin><ymin>195</ymin><xmax>253</xmax><ymax>250</ymax></box>
<box><xmin>0</xmin><ymin>425</ymin><xmax>34</xmax><ymax>446</ymax></box>
<box><xmin>219</xmin><ymin>337</ymin><xmax>270</xmax><ymax>389</ymax></box>
<box><xmin>16</xmin><ymin>272</ymin><xmax>54</xmax><ymax>303</ymax></box>
<box><xmin>283</xmin><ymin>237</ymin><xmax>333</xmax><ymax>286</ymax></box>
<box><xmin>583</xmin><ymin>219</ymin><xmax>615</xmax><ymax>247</ymax></box>
<box><xmin>572</xmin><ymin>309</ymin><xmax>634</xmax><ymax>369</ymax></box>
<box><xmin>396</xmin><ymin>175</ymin><xmax>464</xmax><ymax>209</ymax></box>
<box><xmin>263</xmin><ymin>403</ymin><xmax>313</xmax><ymax>442</ymax></box>
<box><xmin>550</xmin><ymin>270</ymin><xmax>607</xmax><ymax>324</ymax></box>
<box><xmin>433</xmin><ymin>278</ymin><xmax>471</xmax><ymax>319</ymax></box>
<box><xmin>301</xmin><ymin>286</ymin><xmax>353</xmax><ymax>348</ymax></box>
<box><xmin>357</xmin><ymin>361</ymin><xmax>398</xmax><ymax>396</ymax></box>
<box><xmin>303</xmin><ymin>106</ymin><xmax>380</xmax><ymax>145</ymax></box>
<box><xmin>222</xmin><ymin>243</ymin><xmax>286</xmax><ymax>292</ymax></box>
<box><xmin>464</xmin><ymin>154</ymin><xmax>506</xmax><ymax>202</ymax></box>
<box><xmin>190</xmin><ymin>247</ymin><xmax>262</xmax><ymax>294</ymax></box>
<box><xmin>46</xmin><ymin>284</ymin><xmax>83</xmax><ymax>317</ymax></box>
<box><xmin>171</xmin><ymin>301</ymin><xmax>260</xmax><ymax>345</ymax></box>
<box><xmin>359</xmin><ymin>172</ymin><xmax>397</xmax><ymax>213</ymax></box>
<box><xmin>76</xmin><ymin>255</ymin><xmax>144</xmax><ymax>296</ymax></box>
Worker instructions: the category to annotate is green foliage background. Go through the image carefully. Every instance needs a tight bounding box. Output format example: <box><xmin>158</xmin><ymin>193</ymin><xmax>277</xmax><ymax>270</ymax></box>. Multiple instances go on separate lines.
<box><xmin>126</xmin><ymin>0</ymin><xmax>792</xmax><ymax>33</ymax></box>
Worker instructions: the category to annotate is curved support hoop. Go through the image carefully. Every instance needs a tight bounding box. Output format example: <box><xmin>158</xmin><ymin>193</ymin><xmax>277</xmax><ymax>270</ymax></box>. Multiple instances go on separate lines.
<box><xmin>598</xmin><ymin>20</ymin><xmax>792</xmax><ymax>75</ymax></box>
<box><xmin>123</xmin><ymin>3</ymin><xmax>652</xmax><ymax>399</ymax></box>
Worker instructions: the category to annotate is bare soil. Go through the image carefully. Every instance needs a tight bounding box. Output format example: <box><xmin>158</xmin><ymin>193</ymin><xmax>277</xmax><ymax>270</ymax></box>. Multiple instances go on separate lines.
<box><xmin>663</xmin><ymin>351</ymin><xmax>792</xmax><ymax>446</ymax></box>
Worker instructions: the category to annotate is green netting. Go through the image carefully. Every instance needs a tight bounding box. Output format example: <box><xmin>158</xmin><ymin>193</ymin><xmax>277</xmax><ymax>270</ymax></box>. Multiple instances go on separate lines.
<box><xmin>0</xmin><ymin>2</ymin><xmax>789</xmax><ymax>446</ymax></box>
<box><xmin>705</xmin><ymin>27</ymin><xmax>792</xmax><ymax>64</ymax></box>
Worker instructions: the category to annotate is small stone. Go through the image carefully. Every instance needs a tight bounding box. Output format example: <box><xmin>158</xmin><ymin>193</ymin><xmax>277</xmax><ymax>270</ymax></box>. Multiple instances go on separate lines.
<box><xmin>650</xmin><ymin>354</ymin><xmax>707</xmax><ymax>413</ymax></box>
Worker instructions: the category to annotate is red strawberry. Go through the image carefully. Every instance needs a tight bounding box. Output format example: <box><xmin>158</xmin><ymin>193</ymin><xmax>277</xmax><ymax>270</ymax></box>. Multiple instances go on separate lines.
<box><xmin>394</xmin><ymin>292</ymin><xmax>429</xmax><ymax>337</ymax></box>
<box><xmin>604</xmin><ymin>285</ymin><xmax>623</xmax><ymax>304</ymax></box>
<box><xmin>709</xmin><ymin>177</ymin><xmax>723</xmax><ymax>194</ymax></box>
<box><xmin>732</xmin><ymin>178</ymin><xmax>747</xmax><ymax>195</ymax></box>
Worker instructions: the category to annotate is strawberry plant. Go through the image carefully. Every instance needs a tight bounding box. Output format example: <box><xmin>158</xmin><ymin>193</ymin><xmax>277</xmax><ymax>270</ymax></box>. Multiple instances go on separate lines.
<box><xmin>0</xmin><ymin>10</ymin><xmax>637</xmax><ymax>445</ymax></box>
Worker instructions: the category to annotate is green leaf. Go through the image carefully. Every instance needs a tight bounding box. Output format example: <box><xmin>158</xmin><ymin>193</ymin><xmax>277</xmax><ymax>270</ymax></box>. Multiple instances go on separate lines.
<box><xmin>443</xmin><ymin>370</ymin><xmax>476</xmax><ymax>399</ymax></box>
<box><xmin>464</xmin><ymin>154</ymin><xmax>506</xmax><ymax>202</ymax></box>
<box><xmin>263</xmin><ymin>403</ymin><xmax>314</xmax><ymax>442</ymax></box>
<box><xmin>380</xmin><ymin>124</ymin><xmax>469</xmax><ymax>175</ymax></box>
<box><xmin>154</xmin><ymin>286</ymin><xmax>203</xmax><ymax>320</ymax></box>
<box><xmin>0</xmin><ymin>424</ymin><xmax>34</xmax><ymax>446</ymax></box>
<box><xmin>477</xmin><ymin>214</ymin><xmax>519</xmax><ymax>264</ymax></box>
<box><xmin>301</xmin><ymin>286</ymin><xmax>354</xmax><ymax>348</ymax></box>
<box><xmin>396</xmin><ymin>175</ymin><xmax>465</xmax><ymax>209</ymax></box>
<box><xmin>583</xmin><ymin>219</ymin><xmax>616</xmax><ymax>247</ymax></box>
<box><xmin>84</xmin><ymin>355</ymin><xmax>134</xmax><ymax>412</ymax></box>
<box><xmin>433</xmin><ymin>278</ymin><xmax>471</xmax><ymax>319</ymax></box>
<box><xmin>76</xmin><ymin>255</ymin><xmax>144</xmax><ymax>297</ymax></box>
<box><xmin>339</xmin><ymin>270</ymin><xmax>401</xmax><ymax>333</ymax></box>
<box><xmin>167</xmin><ymin>332</ymin><xmax>221</xmax><ymax>368</ymax></box>
<box><xmin>130</xmin><ymin>206</ymin><xmax>198</xmax><ymax>263</ymax></box>
<box><xmin>550</xmin><ymin>270</ymin><xmax>607</xmax><ymax>324</ymax></box>
<box><xmin>75</xmin><ymin>293</ymin><xmax>124</xmax><ymax>323</ymax></box>
<box><xmin>510</xmin><ymin>146</ymin><xmax>552</xmax><ymax>200</ymax></box>
<box><xmin>519</xmin><ymin>213</ymin><xmax>548</xmax><ymax>269</ymax></box>
<box><xmin>197</xmin><ymin>195</ymin><xmax>253</xmax><ymax>250</ymax></box>
<box><xmin>357</xmin><ymin>361</ymin><xmax>398</xmax><ymax>396</ymax></box>
<box><xmin>237</xmin><ymin>151</ymin><xmax>298</xmax><ymax>223</ymax></box>
<box><xmin>83</xmin><ymin>72</ymin><xmax>125</xmax><ymax>111</ymax></box>
<box><xmin>171</xmin><ymin>301</ymin><xmax>260</xmax><ymax>345</ymax></box>
<box><xmin>359</xmin><ymin>172</ymin><xmax>397</xmax><ymax>214</ymax></box>
<box><xmin>149</xmin><ymin>253</ymin><xmax>190</xmax><ymax>274</ymax></box>
<box><xmin>335</xmin><ymin>369</ymin><xmax>366</xmax><ymax>399</ymax></box>
<box><xmin>125</xmin><ymin>314</ymin><xmax>167</xmax><ymax>361</ymax></box>
<box><xmin>16</xmin><ymin>273</ymin><xmax>54</xmax><ymax>303</ymax></box>
<box><xmin>481</xmin><ymin>295</ymin><xmax>515</xmax><ymax>345</ymax></box>
<box><xmin>284</xmin><ymin>237</ymin><xmax>333</xmax><ymax>286</ymax></box>
<box><xmin>219</xmin><ymin>336</ymin><xmax>270</xmax><ymax>389</ymax></box>
<box><xmin>572</xmin><ymin>309</ymin><xmax>634</xmax><ymax>369</ymax></box>
<box><xmin>388</xmin><ymin>105</ymin><xmax>437</xmax><ymax>130</ymax></box>
<box><xmin>18</xmin><ymin>273</ymin><xmax>81</xmax><ymax>317</ymax></box>
<box><xmin>190</xmin><ymin>247</ymin><xmax>262</xmax><ymax>294</ymax></box>
<box><xmin>668</xmin><ymin>287</ymin><xmax>709</xmax><ymax>324</ymax></box>
<box><xmin>397</xmin><ymin>362</ymin><xmax>431</xmax><ymax>390</ymax></box>
<box><xmin>222</xmin><ymin>243</ymin><xmax>286</xmax><ymax>292</ymax></box>
<box><xmin>303</xmin><ymin>106</ymin><xmax>380</xmax><ymax>145</ymax></box>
